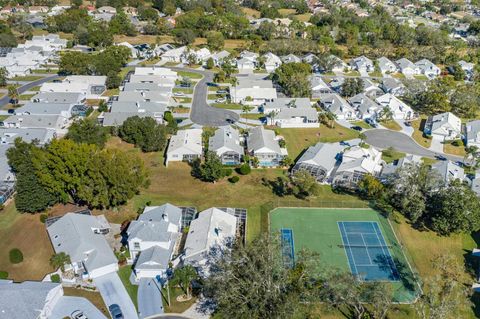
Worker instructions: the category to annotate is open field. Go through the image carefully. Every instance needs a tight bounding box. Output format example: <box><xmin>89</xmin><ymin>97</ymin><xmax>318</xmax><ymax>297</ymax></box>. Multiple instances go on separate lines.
<box><xmin>382</xmin><ymin>148</ymin><xmax>406</xmax><ymax>163</ymax></box>
<box><xmin>270</xmin><ymin>208</ymin><xmax>418</xmax><ymax>302</ymax></box>
<box><xmin>274</xmin><ymin>125</ymin><xmax>359</xmax><ymax>160</ymax></box>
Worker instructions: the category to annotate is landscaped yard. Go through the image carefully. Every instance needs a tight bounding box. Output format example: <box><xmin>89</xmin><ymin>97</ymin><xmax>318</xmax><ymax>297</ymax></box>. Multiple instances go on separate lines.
<box><xmin>382</xmin><ymin>148</ymin><xmax>406</xmax><ymax>163</ymax></box>
<box><xmin>381</xmin><ymin>120</ymin><xmax>402</xmax><ymax>131</ymax></box>
<box><xmin>173</xmin><ymin>87</ymin><xmax>194</xmax><ymax>94</ymax></box>
<box><xmin>102</xmin><ymin>88</ymin><xmax>120</xmax><ymax>97</ymax></box>
<box><xmin>351</xmin><ymin>120</ymin><xmax>371</xmax><ymax>129</ymax></box>
<box><xmin>212</xmin><ymin>103</ymin><xmax>242</xmax><ymax>110</ymax></box>
<box><xmin>0</xmin><ymin>203</ymin><xmax>54</xmax><ymax>281</ymax></box>
<box><xmin>162</xmin><ymin>286</ymin><xmax>197</xmax><ymax>313</ymax></box>
<box><xmin>31</xmin><ymin>69</ymin><xmax>58</xmax><ymax>74</ymax></box>
<box><xmin>274</xmin><ymin>125</ymin><xmax>359</xmax><ymax>160</ymax></box>
<box><xmin>64</xmin><ymin>287</ymin><xmax>109</xmax><ymax>316</ymax></box>
<box><xmin>444</xmin><ymin>141</ymin><xmax>467</xmax><ymax>157</ymax></box>
<box><xmin>9</xmin><ymin>75</ymin><xmax>44</xmax><ymax>81</ymax></box>
<box><xmin>118</xmin><ymin>265</ymin><xmax>138</xmax><ymax>309</ymax></box>
<box><xmin>18</xmin><ymin>93</ymin><xmax>36</xmax><ymax>100</ymax></box>
<box><xmin>411</xmin><ymin>117</ymin><xmax>432</xmax><ymax>148</ymax></box>
<box><xmin>177</xmin><ymin>71</ymin><xmax>203</xmax><ymax>80</ymax></box>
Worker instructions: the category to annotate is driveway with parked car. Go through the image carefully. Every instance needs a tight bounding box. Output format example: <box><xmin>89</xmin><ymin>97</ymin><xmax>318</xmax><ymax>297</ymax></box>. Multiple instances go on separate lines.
<box><xmin>94</xmin><ymin>272</ymin><xmax>139</xmax><ymax>319</ymax></box>
<box><xmin>50</xmin><ymin>296</ymin><xmax>107</xmax><ymax>319</ymax></box>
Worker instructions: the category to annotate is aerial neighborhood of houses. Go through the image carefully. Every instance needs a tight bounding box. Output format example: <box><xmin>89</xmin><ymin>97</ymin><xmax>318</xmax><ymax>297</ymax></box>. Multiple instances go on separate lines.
<box><xmin>3</xmin><ymin>0</ymin><xmax>480</xmax><ymax>318</ymax></box>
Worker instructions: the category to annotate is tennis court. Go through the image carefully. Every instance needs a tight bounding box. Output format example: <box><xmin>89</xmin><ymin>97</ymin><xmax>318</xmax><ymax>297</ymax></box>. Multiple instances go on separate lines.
<box><xmin>338</xmin><ymin>221</ymin><xmax>399</xmax><ymax>281</ymax></box>
<box><xmin>270</xmin><ymin>207</ymin><xmax>419</xmax><ymax>303</ymax></box>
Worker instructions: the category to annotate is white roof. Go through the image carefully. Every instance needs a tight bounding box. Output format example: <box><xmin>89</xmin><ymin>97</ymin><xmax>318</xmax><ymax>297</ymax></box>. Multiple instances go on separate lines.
<box><xmin>429</xmin><ymin>112</ymin><xmax>461</xmax><ymax>135</ymax></box>
<box><xmin>337</xmin><ymin>145</ymin><xmax>383</xmax><ymax>174</ymax></box>
<box><xmin>247</xmin><ymin>126</ymin><xmax>282</xmax><ymax>154</ymax></box>
<box><xmin>134</xmin><ymin>67</ymin><xmax>177</xmax><ymax>78</ymax></box>
<box><xmin>167</xmin><ymin>129</ymin><xmax>203</xmax><ymax>156</ymax></box>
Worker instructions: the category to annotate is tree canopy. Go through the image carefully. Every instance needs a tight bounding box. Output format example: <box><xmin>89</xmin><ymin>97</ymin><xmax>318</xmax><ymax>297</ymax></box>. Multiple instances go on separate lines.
<box><xmin>118</xmin><ymin>116</ymin><xmax>168</xmax><ymax>152</ymax></box>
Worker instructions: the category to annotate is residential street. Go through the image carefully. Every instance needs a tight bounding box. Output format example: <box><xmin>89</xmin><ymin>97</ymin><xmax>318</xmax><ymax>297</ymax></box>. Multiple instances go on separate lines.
<box><xmin>169</xmin><ymin>67</ymin><xmax>239</xmax><ymax>126</ymax></box>
<box><xmin>93</xmin><ymin>272</ymin><xmax>139</xmax><ymax>319</ymax></box>
<box><xmin>364</xmin><ymin>129</ymin><xmax>463</xmax><ymax>162</ymax></box>
<box><xmin>0</xmin><ymin>74</ymin><xmax>61</xmax><ymax>108</ymax></box>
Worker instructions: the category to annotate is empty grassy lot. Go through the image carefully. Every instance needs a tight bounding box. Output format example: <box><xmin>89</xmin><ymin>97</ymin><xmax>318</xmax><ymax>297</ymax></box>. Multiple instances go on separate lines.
<box><xmin>274</xmin><ymin>125</ymin><xmax>359</xmax><ymax>160</ymax></box>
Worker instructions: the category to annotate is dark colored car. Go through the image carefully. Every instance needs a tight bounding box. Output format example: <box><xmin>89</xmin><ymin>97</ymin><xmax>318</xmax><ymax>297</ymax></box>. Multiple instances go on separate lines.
<box><xmin>435</xmin><ymin>154</ymin><xmax>447</xmax><ymax>161</ymax></box>
<box><xmin>351</xmin><ymin>126</ymin><xmax>363</xmax><ymax>131</ymax></box>
<box><xmin>404</xmin><ymin>121</ymin><xmax>412</xmax><ymax>127</ymax></box>
<box><xmin>108</xmin><ymin>304</ymin><xmax>123</xmax><ymax>319</ymax></box>
<box><xmin>7</xmin><ymin>109</ymin><xmax>15</xmax><ymax>114</ymax></box>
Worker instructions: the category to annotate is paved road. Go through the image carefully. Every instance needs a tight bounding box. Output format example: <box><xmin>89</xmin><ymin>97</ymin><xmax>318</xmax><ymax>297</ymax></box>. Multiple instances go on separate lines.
<box><xmin>0</xmin><ymin>74</ymin><xmax>61</xmax><ymax>108</ymax></box>
<box><xmin>138</xmin><ymin>278</ymin><xmax>164</xmax><ymax>319</ymax></box>
<box><xmin>94</xmin><ymin>272</ymin><xmax>139</xmax><ymax>319</ymax></box>
<box><xmin>364</xmin><ymin>129</ymin><xmax>464</xmax><ymax>162</ymax></box>
<box><xmin>169</xmin><ymin>67</ymin><xmax>239</xmax><ymax>126</ymax></box>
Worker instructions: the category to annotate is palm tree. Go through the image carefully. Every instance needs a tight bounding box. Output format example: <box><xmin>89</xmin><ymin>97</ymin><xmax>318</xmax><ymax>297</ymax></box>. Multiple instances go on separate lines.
<box><xmin>242</xmin><ymin>103</ymin><xmax>254</xmax><ymax>125</ymax></box>
<box><xmin>7</xmin><ymin>85</ymin><xmax>18</xmax><ymax>106</ymax></box>
<box><xmin>50</xmin><ymin>252</ymin><xmax>71</xmax><ymax>272</ymax></box>
<box><xmin>325</xmin><ymin>110</ymin><xmax>337</xmax><ymax>128</ymax></box>
<box><xmin>465</xmin><ymin>145</ymin><xmax>479</xmax><ymax>167</ymax></box>
<box><xmin>379</xmin><ymin>106</ymin><xmax>394</xmax><ymax>123</ymax></box>
<box><xmin>268</xmin><ymin>110</ymin><xmax>278</xmax><ymax>125</ymax></box>
<box><xmin>171</xmin><ymin>265</ymin><xmax>197</xmax><ymax>299</ymax></box>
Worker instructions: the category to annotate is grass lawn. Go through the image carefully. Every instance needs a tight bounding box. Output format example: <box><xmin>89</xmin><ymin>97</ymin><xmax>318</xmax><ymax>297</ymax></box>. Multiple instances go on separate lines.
<box><xmin>241</xmin><ymin>7</ymin><xmax>261</xmax><ymax>18</ymax></box>
<box><xmin>174</xmin><ymin>97</ymin><xmax>192</xmax><ymax>104</ymax></box>
<box><xmin>351</xmin><ymin>120</ymin><xmax>371</xmax><ymax>129</ymax></box>
<box><xmin>119</xmin><ymin>66</ymin><xmax>135</xmax><ymax>80</ymax></box>
<box><xmin>29</xmin><ymin>86</ymin><xmax>41</xmax><ymax>91</ymax></box>
<box><xmin>382</xmin><ymin>148</ymin><xmax>406</xmax><ymax>163</ymax></box>
<box><xmin>443</xmin><ymin>141</ymin><xmax>466</xmax><ymax>157</ymax></box>
<box><xmin>177</xmin><ymin>71</ymin><xmax>203</xmax><ymax>79</ymax></box>
<box><xmin>118</xmin><ymin>266</ymin><xmax>138</xmax><ymax>309</ymax></box>
<box><xmin>18</xmin><ymin>93</ymin><xmax>36</xmax><ymax>100</ymax></box>
<box><xmin>171</xmin><ymin>107</ymin><xmax>190</xmax><ymax>114</ymax></box>
<box><xmin>422</xmin><ymin>157</ymin><xmax>438</xmax><ymax>166</ymax></box>
<box><xmin>102</xmin><ymin>88</ymin><xmax>119</xmax><ymax>97</ymax></box>
<box><xmin>64</xmin><ymin>287</ymin><xmax>109</xmax><ymax>316</ymax></box>
<box><xmin>344</xmin><ymin>71</ymin><xmax>361</xmax><ymax>76</ymax></box>
<box><xmin>9</xmin><ymin>75</ymin><xmax>44</xmax><ymax>81</ymax></box>
<box><xmin>162</xmin><ymin>286</ymin><xmax>197</xmax><ymax>313</ymax></box>
<box><xmin>173</xmin><ymin>87</ymin><xmax>194</xmax><ymax>94</ymax></box>
<box><xmin>381</xmin><ymin>120</ymin><xmax>402</xmax><ymax>131</ymax></box>
<box><xmin>241</xmin><ymin>113</ymin><xmax>264</xmax><ymax>120</ymax></box>
<box><xmin>207</xmin><ymin>93</ymin><xmax>226</xmax><ymax>100</ymax></box>
<box><xmin>212</xmin><ymin>103</ymin><xmax>242</xmax><ymax>110</ymax></box>
<box><xmin>274</xmin><ymin>125</ymin><xmax>359</xmax><ymax>160</ymax></box>
<box><xmin>392</xmin><ymin>73</ymin><xmax>406</xmax><ymax>79</ymax></box>
<box><xmin>411</xmin><ymin>117</ymin><xmax>432</xmax><ymax>148</ymax></box>
<box><xmin>0</xmin><ymin>202</ymin><xmax>54</xmax><ymax>281</ymax></box>
<box><xmin>0</xmin><ymin>115</ymin><xmax>9</xmax><ymax>121</ymax></box>
<box><xmin>279</xmin><ymin>8</ymin><xmax>297</xmax><ymax>16</ymax></box>
<box><xmin>270</xmin><ymin>208</ymin><xmax>418</xmax><ymax>302</ymax></box>
<box><xmin>368</xmin><ymin>71</ymin><xmax>383</xmax><ymax>77</ymax></box>
<box><xmin>31</xmin><ymin>69</ymin><xmax>58</xmax><ymax>74</ymax></box>
<box><xmin>208</xmin><ymin>86</ymin><xmax>229</xmax><ymax>92</ymax></box>
<box><xmin>414</xmin><ymin>75</ymin><xmax>429</xmax><ymax>81</ymax></box>
<box><xmin>294</xmin><ymin>13</ymin><xmax>312</xmax><ymax>22</ymax></box>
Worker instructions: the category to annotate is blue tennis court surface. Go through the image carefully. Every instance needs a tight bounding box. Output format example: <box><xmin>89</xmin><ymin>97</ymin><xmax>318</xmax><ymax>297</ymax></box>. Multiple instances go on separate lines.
<box><xmin>280</xmin><ymin>228</ymin><xmax>295</xmax><ymax>268</ymax></box>
<box><xmin>338</xmin><ymin>221</ymin><xmax>400</xmax><ymax>281</ymax></box>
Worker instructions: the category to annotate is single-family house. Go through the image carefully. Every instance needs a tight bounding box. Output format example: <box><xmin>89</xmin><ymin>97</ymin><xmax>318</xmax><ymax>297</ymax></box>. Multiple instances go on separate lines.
<box><xmin>184</xmin><ymin>208</ymin><xmax>237</xmax><ymax>274</ymax></box>
<box><xmin>424</xmin><ymin>112</ymin><xmax>462</xmax><ymax>140</ymax></box>
<box><xmin>133</xmin><ymin>66</ymin><xmax>177</xmax><ymax>79</ymax></box>
<box><xmin>0</xmin><ymin>127</ymin><xmax>56</xmax><ymax>145</ymax></box>
<box><xmin>291</xmin><ymin>142</ymin><xmax>345</xmax><ymax>183</ymax></box>
<box><xmin>330</xmin><ymin>55</ymin><xmax>349</xmax><ymax>73</ymax></box>
<box><xmin>31</xmin><ymin>92</ymin><xmax>85</xmax><ymax>104</ymax></box>
<box><xmin>380</xmin><ymin>154</ymin><xmax>421</xmax><ymax>181</ymax></box>
<box><xmin>395</xmin><ymin>58</ymin><xmax>418</xmax><ymax>77</ymax></box>
<box><xmin>377</xmin><ymin>57</ymin><xmax>397</xmax><ymax>74</ymax></box>
<box><xmin>333</xmin><ymin>145</ymin><xmax>384</xmax><ymax>189</ymax></box>
<box><xmin>458</xmin><ymin>60</ymin><xmax>475</xmax><ymax>80</ymax></box>
<box><xmin>14</xmin><ymin>102</ymin><xmax>81</xmax><ymax>118</ymax></box>
<box><xmin>161</xmin><ymin>46</ymin><xmax>187</xmax><ymax>63</ymax></box>
<box><xmin>247</xmin><ymin>126</ymin><xmax>286</xmax><ymax>167</ymax></box>
<box><xmin>318</xmin><ymin>94</ymin><xmax>357</xmax><ymax>120</ymax></box>
<box><xmin>126</xmin><ymin>204</ymin><xmax>182</xmax><ymax>280</ymax></box>
<box><xmin>153</xmin><ymin>43</ymin><xmax>175</xmax><ymax>56</ymax></box>
<box><xmin>281</xmin><ymin>54</ymin><xmax>302</xmax><ymax>64</ymax></box>
<box><xmin>375</xmin><ymin>93</ymin><xmax>415</xmax><ymax>120</ymax></box>
<box><xmin>432</xmin><ymin>160</ymin><xmax>465</xmax><ymax>184</ymax></box>
<box><xmin>40</xmin><ymin>76</ymin><xmax>106</xmax><ymax>99</ymax></box>
<box><xmin>237</xmin><ymin>51</ymin><xmax>258</xmax><ymax>73</ymax></box>
<box><xmin>209</xmin><ymin>50</ymin><xmax>230</xmax><ymax>66</ymax></box>
<box><xmin>0</xmin><ymin>114</ymin><xmax>69</xmax><ymax>134</ymax></box>
<box><xmin>47</xmin><ymin>213</ymin><xmax>118</xmax><ymax>279</ymax></box>
<box><xmin>261</xmin><ymin>97</ymin><xmax>312</xmax><ymax>113</ymax></box>
<box><xmin>380</xmin><ymin>78</ymin><xmax>405</xmax><ymax>96</ymax></box>
<box><xmin>183</xmin><ymin>47</ymin><xmax>211</xmax><ymax>64</ymax></box>
<box><xmin>230</xmin><ymin>76</ymin><xmax>277</xmax><ymax>105</ymax></box>
<box><xmin>274</xmin><ymin>107</ymin><xmax>319</xmax><ymax>128</ymax></box>
<box><xmin>471</xmin><ymin>170</ymin><xmax>480</xmax><ymax>197</ymax></box>
<box><xmin>209</xmin><ymin>127</ymin><xmax>243</xmax><ymax>165</ymax></box>
<box><xmin>166</xmin><ymin>129</ymin><xmax>203</xmax><ymax>165</ymax></box>
<box><xmin>263</xmin><ymin>52</ymin><xmax>282</xmax><ymax>73</ymax></box>
<box><xmin>415</xmin><ymin>59</ymin><xmax>441</xmax><ymax>78</ymax></box>
<box><xmin>349</xmin><ymin>93</ymin><xmax>380</xmax><ymax>120</ymax></box>
<box><xmin>465</xmin><ymin>120</ymin><xmax>480</xmax><ymax>147</ymax></box>
<box><xmin>101</xmin><ymin>112</ymin><xmax>153</xmax><ymax>127</ymax></box>
<box><xmin>350</xmin><ymin>56</ymin><xmax>374</xmax><ymax>73</ymax></box>
<box><xmin>310</xmin><ymin>75</ymin><xmax>332</xmax><ymax>96</ymax></box>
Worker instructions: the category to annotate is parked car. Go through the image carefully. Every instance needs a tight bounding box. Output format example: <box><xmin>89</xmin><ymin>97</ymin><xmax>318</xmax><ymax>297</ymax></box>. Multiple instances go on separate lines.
<box><xmin>173</xmin><ymin>92</ymin><xmax>185</xmax><ymax>97</ymax></box>
<box><xmin>71</xmin><ymin>310</ymin><xmax>88</xmax><ymax>319</ymax></box>
<box><xmin>365</xmin><ymin>118</ymin><xmax>377</xmax><ymax>128</ymax></box>
<box><xmin>404</xmin><ymin>121</ymin><xmax>412</xmax><ymax>127</ymax></box>
<box><xmin>7</xmin><ymin>109</ymin><xmax>15</xmax><ymax>114</ymax></box>
<box><xmin>108</xmin><ymin>304</ymin><xmax>123</xmax><ymax>319</ymax></box>
<box><xmin>216</xmin><ymin>90</ymin><xmax>227</xmax><ymax>94</ymax></box>
<box><xmin>435</xmin><ymin>154</ymin><xmax>447</xmax><ymax>161</ymax></box>
<box><xmin>351</xmin><ymin>126</ymin><xmax>363</xmax><ymax>131</ymax></box>
<box><xmin>215</xmin><ymin>98</ymin><xmax>227</xmax><ymax>103</ymax></box>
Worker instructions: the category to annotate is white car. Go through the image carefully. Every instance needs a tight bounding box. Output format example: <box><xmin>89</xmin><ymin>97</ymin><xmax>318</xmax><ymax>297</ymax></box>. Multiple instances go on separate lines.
<box><xmin>71</xmin><ymin>310</ymin><xmax>88</xmax><ymax>319</ymax></box>
<box><xmin>215</xmin><ymin>98</ymin><xmax>227</xmax><ymax>103</ymax></box>
<box><xmin>174</xmin><ymin>92</ymin><xmax>185</xmax><ymax>97</ymax></box>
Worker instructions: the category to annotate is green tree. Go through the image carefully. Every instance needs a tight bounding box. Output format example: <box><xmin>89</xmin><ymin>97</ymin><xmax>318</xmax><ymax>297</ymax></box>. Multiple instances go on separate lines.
<box><xmin>173</xmin><ymin>28</ymin><xmax>195</xmax><ymax>45</ymax></box>
<box><xmin>171</xmin><ymin>265</ymin><xmax>197</xmax><ymax>299</ymax></box>
<box><xmin>118</xmin><ymin>116</ymin><xmax>167</xmax><ymax>152</ymax></box>
<box><xmin>291</xmin><ymin>169</ymin><xmax>320</xmax><ymax>199</ymax></box>
<box><xmin>206</xmin><ymin>31</ymin><xmax>224</xmax><ymax>51</ymax></box>
<box><xmin>106</xmin><ymin>71</ymin><xmax>121</xmax><ymax>89</ymax></box>
<box><xmin>429</xmin><ymin>180</ymin><xmax>480</xmax><ymax>235</ymax></box>
<box><xmin>341</xmin><ymin>78</ymin><xmax>364</xmax><ymax>97</ymax></box>
<box><xmin>192</xmin><ymin>151</ymin><xmax>225</xmax><ymax>183</ymax></box>
<box><xmin>50</xmin><ymin>252</ymin><xmax>71</xmax><ymax>272</ymax></box>
<box><xmin>109</xmin><ymin>11</ymin><xmax>137</xmax><ymax>36</ymax></box>
<box><xmin>7</xmin><ymin>85</ymin><xmax>18</xmax><ymax>105</ymax></box>
<box><xmin>205</xmin><ymin>57</ymin><xmax>214</xmax><ymax>70</ymax></box>
<box><xmin>273</xmin><ymin>63</ymin><xmax>312</xmax><ymax>97</ymax></box>
<box><xmin>358</xmin><ymin>174</ymin><xmax>385</xmax><ymax>199</ymax></box>
<box><xmin>66</xmin><ymin>118</ymin><xmax>108</xmax><ymax>148</ymax></box>
<box><xmin>451</xmin><ymin>63</ymin><xmax>466</xmax><ymax>81</ymax></box>
<box><xmin>0</xmin><ymin>67</ymin><xmax>8</xmax><ymax>87</ymax></box>
<box><xmin>204</xmin><ymin>234</ymin><xmax>319</xmax><ymax>319</ymax></box>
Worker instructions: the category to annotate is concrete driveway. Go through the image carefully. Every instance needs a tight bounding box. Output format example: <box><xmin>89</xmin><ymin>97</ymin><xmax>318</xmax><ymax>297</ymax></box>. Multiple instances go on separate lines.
<box><xmin>364</xmin><ymin>129</ymin><xmax>463</xmax><ymax>162</ymax></box>
<box><xmin>138</xmin><ymin>278</ymin><xmax>164</xmax><ymax>319</ymax></box>
<box><xmin>169</xmin><ymin>67</ymin><xmax>239</xmax><ymax>126</ymax></box>
<box><xmin>51</xmin><ymin>296</ymin><xmax>107</xmax><ymax>319</ymax></box>
<box><xmin>94</xmin><ymin>272</ymin><xmax>139</xmax><ymax>319</ymax></box>
<box><xmin>0</xmin><ymin>74</ymin><xmax>61</xmax><ymax>108</ymax></box>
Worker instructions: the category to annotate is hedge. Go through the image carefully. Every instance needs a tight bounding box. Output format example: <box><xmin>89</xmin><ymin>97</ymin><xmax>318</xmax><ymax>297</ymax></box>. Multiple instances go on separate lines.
<box><xmin>0</xmin><ymin>271</ymin><xmax>8</xmax><ymax>279</ymax></box>
<box><xmin>9</xmin><ymin>248</ymin><xmax>23</xmax><ymax>264</ymax></box>
<box><xmin>229</xmin><ymin>176</ymin><xmax>240</xmax><ymax>183</ymax></box>
<box><xmin>238</xmin><ymin>164</ymin><xmax>251</xmax><ymax>175</ymax></box>
<box><xmin>50</xmin><ymin>274</ymin><xmax>61</xmax><ymax>283</ymax></box>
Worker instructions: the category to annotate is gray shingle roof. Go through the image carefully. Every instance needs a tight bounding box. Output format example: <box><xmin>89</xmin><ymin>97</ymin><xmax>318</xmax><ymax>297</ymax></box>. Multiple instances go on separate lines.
<box><xmin>262</xmin><ymin>98</ymin><xmax>311</xmax><ymax>111</ymax></box>
<box><xmin>247</xmin><ymin>127</ymin><xmax>281</xmax><ymax>154</ymax></box>
<box><xmin>128</xmin><ymin>204</ymin><xmax>182</xmax><ymax>242</ymax></box>
<box><xmin>135</xmin><ymin>245</ymin><xmax>173</xmax><ymax>270</ymax></box>
<box><xmin>296</xmin><ymin>142</ymin><xmax>344</xmax><ymax>171</ymax></box>
<box><xmin>32</xmin><ymin>92</ymin><xmax>84</xmax><ymax>104</ymax></box>
<box><xmin>209</xmin><ymin>127</ymin><xmax>243</xmax><ymax>155</ymax></box>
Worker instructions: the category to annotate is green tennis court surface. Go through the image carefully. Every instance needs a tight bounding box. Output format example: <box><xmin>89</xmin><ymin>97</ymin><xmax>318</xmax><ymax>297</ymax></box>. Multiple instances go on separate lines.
<box><xmin>270</xmin><ymin>207</ymin><xmax>419</xmax><ymax>303</ymax></box>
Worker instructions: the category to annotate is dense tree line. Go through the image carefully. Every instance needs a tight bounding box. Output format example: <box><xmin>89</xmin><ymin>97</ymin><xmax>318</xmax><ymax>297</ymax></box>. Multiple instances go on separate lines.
<box><xmin>7</xmin><ymin>138</ymin><xmax>147</xmax><ymax>212</ymax></box>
